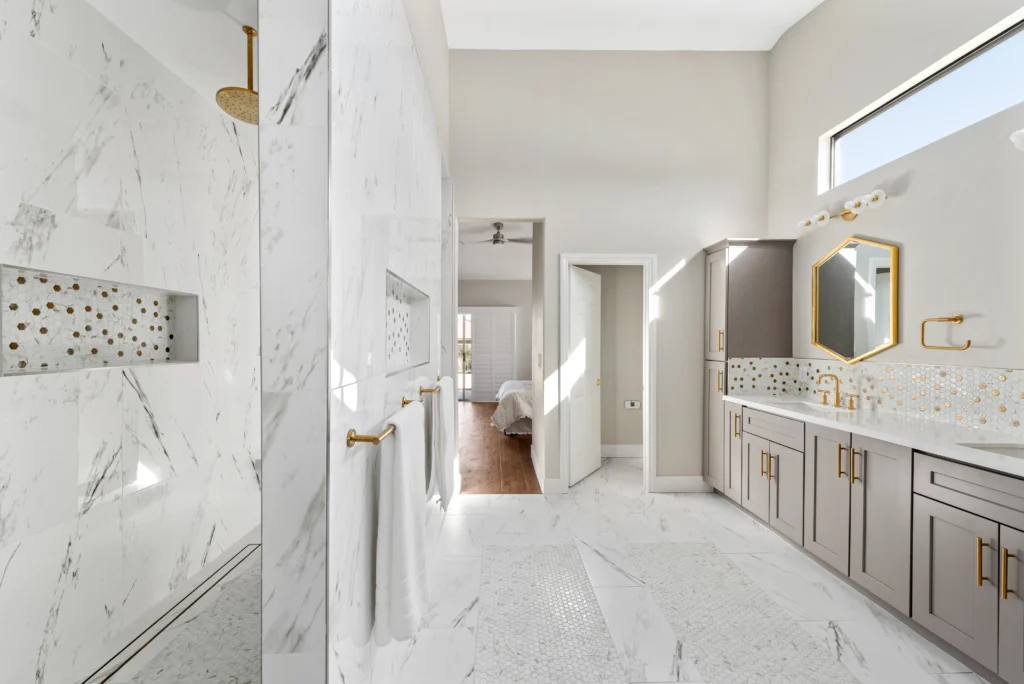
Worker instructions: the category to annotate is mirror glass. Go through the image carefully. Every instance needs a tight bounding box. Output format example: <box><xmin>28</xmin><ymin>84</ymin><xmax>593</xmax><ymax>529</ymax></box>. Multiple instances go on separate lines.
<box><xmin>813</xmin><ymin>237</ymin><xmax>898</xmax><ymax>364</ymax></box>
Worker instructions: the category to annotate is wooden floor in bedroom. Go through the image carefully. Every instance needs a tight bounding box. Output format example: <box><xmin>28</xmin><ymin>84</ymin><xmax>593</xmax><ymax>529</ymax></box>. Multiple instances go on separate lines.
<box><xmin>458</xmin><ymin>401</ymin><xmax>542</xmax><ymax>495</ymax></box>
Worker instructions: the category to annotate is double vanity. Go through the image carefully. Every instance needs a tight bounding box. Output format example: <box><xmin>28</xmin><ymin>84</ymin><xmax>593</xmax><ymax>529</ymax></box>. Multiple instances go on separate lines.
<box><xmin>702</xmin><ymin>236</ymin><xmax>1024</xmax><ymax>683</ymax></box>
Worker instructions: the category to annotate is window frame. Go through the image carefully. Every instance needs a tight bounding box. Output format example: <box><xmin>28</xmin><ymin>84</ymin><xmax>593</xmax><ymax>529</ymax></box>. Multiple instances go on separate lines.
<box><xmin>822</xmin><ymin>12</ymin><xmax>1024</xmax><ymax>192</ymax></box>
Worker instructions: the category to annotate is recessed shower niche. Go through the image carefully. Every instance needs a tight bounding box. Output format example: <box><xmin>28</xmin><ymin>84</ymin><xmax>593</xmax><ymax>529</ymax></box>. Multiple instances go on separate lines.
<box><xmin>385</xmin><ymin>270</ymin><xmax>430</xmax><ymax>376</ymax></box>
<box><xmin>0</xmin><ymin>265</ymin><xmax>199</xmax><ymax>376</ymax></box>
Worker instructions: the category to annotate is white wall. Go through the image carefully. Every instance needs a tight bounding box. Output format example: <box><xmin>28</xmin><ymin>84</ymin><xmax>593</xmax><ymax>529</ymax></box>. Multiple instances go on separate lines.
<box><xmin>769</xmin><ymin>0</ymin><xmax>1024</xmax><ymax>368</ymax></box>
<box><xmin>402</xmin><ymin>0</ymin><xmax>450</xmax><ymax>165</ymax></box>
<box><xmin>0</xmin><ymin>1</ymin><xmax>261</xmax><ymax>681</ymax></box>
<box><xmin>451</xmin><ymin>50</ymin><xmax>769</xmax><ymax>480</ymax></box>
<box><xmin>581</xmin><ymin>265</ymin><xmax>644</xmax><ymax>447</ymax></box>
<box><xmin>459</xmin><ymin>280</ymin><xmax>533</xmax><ymax>381</ymax></box>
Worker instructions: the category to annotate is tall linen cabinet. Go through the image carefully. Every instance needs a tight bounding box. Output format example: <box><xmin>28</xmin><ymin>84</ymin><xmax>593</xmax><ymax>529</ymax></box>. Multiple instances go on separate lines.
<box><xmin>702</xmin><ymin>239</ymin><xmax>794</xmax><ymax>501</ymax></box>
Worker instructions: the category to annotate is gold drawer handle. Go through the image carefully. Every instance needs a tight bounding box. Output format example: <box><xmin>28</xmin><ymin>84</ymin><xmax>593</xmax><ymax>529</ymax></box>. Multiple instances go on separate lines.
<box><xmin>1004</xmin><ymin>548</ymin><xmax>1017</xmax><ymax>600</ymax></box>
<box><xmin>733</xmin><ymin>414</ymin><xmax>740</xmax><ymax>438</ymax></box>
<box><xmin>760</xmin><ymin>450</ymin><xmax>767</xmax><ymax>478</ymax></box>
<box><xmin>718</xmin><ymin>329</ymin><xmax>724</xmax><ymax>352</ymax></box>
<box><xmin>978</xmin><ymin>537</ymin><xmax>991</xmax><ymax>586</ymax></box>
<box><xmin>851</xmin><ymin>449</ymin><xmax>862</xmax><ymax>483</ymax></box>
<box><xmin>837</xmin><ymin>444</ymin><xmax>847</xmax><ymax>479</ymax></box>
<box><xmin>767</xmin><ymin>453</ymin><xmax>774</xmax><ymax>480</ymax></box>
<box><xmin>717</xmin><ymin>370</ymin><xmax>723</xmax><ymax>393</ymax></box>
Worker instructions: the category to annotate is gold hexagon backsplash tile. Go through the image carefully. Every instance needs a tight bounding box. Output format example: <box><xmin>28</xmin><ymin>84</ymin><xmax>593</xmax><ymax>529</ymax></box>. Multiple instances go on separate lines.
<box><xmin>729</xmin><ymin>357</ymin><xmax>1022</xmax><ymax>436</ymax></box>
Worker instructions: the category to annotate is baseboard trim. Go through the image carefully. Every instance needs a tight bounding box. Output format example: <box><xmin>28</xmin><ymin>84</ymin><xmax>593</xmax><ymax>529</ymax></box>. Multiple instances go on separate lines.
<box><xmin>542</xmin><ymin>478</ymin><xmax>568</xmax><ymax>495</ymax></box>
<box><xmin>601</xmin><ymin>444</ymin><xmax>643</xmax><ymax>459</ymax></box>
<box><xmin>648</xmin><ymin>475</ymin><xmax>713</xmax><ymax>493</ymax></box>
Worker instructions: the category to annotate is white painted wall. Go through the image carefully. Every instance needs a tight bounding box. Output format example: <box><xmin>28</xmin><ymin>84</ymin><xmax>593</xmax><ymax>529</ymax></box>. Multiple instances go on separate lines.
<box><xmin>451</xmin><ymin>50</ymin><xmax>769</xmax><ymax>479</ymax></box>
<box><xmin>402</xmin><ymin>0</ymin><xmax>450</xmax><ymax>165</ymax></box>
<box><xmin>580</xmin><ymin>265</ymin><xmax>644</xmax><ymax>447</ymax></box>
<box><xmin>769</xmin><ymin>0</ymin><xmax>1024</xmax><ymax>368</ymax></box>
<box><xmin>459</xmin><ymin>280</ymin><xmax>533</xmax><ymax>381</ymax></box>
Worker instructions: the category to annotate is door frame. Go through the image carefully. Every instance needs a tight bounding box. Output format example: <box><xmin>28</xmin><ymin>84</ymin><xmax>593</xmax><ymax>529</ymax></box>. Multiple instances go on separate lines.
<box><xmin>559</xmin><ymin>254</ymin><xmax>657</xmax><ymax>493</ymax></box>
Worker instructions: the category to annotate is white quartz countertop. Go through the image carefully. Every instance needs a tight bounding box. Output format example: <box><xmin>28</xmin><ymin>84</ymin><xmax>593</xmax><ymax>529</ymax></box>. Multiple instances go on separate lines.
<box><xmin>724</xmin><ymin>395</ymin><xmax>1024</xmax><ymax>480</ymax></box>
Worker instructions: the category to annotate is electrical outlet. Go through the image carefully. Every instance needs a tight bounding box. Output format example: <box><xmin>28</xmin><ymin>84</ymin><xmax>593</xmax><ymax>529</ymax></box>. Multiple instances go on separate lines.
<box><xmin>624</xmin><ymin>400</ymin><xmax>641</xmax><ymax>410</ymax></box>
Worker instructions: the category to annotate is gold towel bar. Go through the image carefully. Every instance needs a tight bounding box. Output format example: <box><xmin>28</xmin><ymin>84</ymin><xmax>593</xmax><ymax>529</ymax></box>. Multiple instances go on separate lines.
<box><xmin>401</xmin><ymin>397</ymin><xmax>422</xmax><ymax>407</ymax></box>
<box><xmin>347</xmin><ymin>424</ymin><xmax>395</xmax><ymax>448</ymax></box>
<box><xmin>420</xmin><ymin>387</ymin><xmax>440</xmax><ymax>395</ymax></box>
<box><xmin>921</xmin><ymin>315</ymin><xmax>971</xmax><ymax>351</ymax></box>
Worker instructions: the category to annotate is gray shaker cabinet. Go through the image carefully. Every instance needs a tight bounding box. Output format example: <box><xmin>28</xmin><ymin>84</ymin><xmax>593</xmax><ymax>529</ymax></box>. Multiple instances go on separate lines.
<box><xmin>741</xmin><ymin>432</ymin><xmax>771</xmax><ymax>522</ymax></box>
<box><xmin>769</xmin><ymin>442</ymin><xmax>804</xmax><ymax>545</ymax></box>
<box><xmin>703</xmin><ymin>360</ymin><xmax>726</xmax><ymax>491</ymax></box>
<box><xmin>704</xmin><ymin>249</ymin><xmax>727</xmax><ymax>362</ymax></box>
<box><xmin>1000</xmin><ymin>525</ymin><xmax>1024</xmax><ymax>684</ymax></box>
<box><xmin>803</xmin><ymin>424</ymin><xmax>851</xmax><ymax>575</ymax></box>
<box><xmin>850</xmin><ymin>434</ymin><xmax>912</xmax><ymax>615</ymax></box>
<box><xmin>723</xmin><ymin>403</ymin><xmax>743</xmax><ymax>504</ymax></box>
<box><xmin>912</xmin><ymin>494</ymin><xmax>999</xmax><ymax>671</ymax></box>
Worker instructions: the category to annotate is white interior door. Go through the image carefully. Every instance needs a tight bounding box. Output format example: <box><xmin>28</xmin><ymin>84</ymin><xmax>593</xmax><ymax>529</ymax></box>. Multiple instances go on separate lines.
<box><xmin>568</xmin><ymin>266</ymin><xmax>602</xmax><ymax>486</ymax></box>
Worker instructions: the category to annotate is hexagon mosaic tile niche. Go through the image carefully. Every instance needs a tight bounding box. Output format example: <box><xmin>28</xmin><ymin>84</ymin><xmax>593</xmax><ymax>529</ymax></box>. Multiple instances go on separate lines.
<box><xmin>1</xmin><ymin>265</ymin><xmax>199</xmax><ymax>375</ymax></box>
<box><xmin>385</xmin><ymin>270</ymin><xmax>429</xmax><ymax>376</ymax></box>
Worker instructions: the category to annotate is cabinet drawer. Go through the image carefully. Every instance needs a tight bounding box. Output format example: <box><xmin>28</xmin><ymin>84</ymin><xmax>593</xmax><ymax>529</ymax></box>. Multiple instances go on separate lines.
<box><xmin>914</xmin><ymin>453</ymin><xmax>1024</xmax><ymax>530</ymax></box>
<box><xmin>742</xmin><ymin>407</ymin><xmax>804</xmax><ymax>452</ymax></box>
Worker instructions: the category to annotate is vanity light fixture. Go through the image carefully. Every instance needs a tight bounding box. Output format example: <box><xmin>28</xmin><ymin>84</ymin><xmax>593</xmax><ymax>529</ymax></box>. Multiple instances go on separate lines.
<box><xmin>797</xmin><ymin>189</ymin><xmax>887</xmax><ymax>231</ymax></box>
<box><xmin>1012</xmin><ymin>129</ymin><xmax>1024</xmax><ymax>151</ymax></box>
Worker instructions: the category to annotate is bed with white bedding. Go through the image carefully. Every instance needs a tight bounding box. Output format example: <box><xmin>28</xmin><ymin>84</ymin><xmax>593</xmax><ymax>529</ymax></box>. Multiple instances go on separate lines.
<box><xmin>490</xmin><ymin>380</ymin><xmax>533</xmax><ymax>435</ymax></box>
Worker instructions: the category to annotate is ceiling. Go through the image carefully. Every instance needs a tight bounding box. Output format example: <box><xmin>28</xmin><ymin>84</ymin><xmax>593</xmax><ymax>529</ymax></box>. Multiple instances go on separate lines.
<box><xmin>459</xmin><ymin>220</ymin><xmax>533</xmax><ymax>281</ymax></box>
<box><xmin>88</xmin><ymin>0</ymin><xmax>258</xmax><ymax>108</ymax></box>
<box><xmin>440</xmin><ymin>0</ymin><xmax>827</xmax><ymax>51</ymax></box>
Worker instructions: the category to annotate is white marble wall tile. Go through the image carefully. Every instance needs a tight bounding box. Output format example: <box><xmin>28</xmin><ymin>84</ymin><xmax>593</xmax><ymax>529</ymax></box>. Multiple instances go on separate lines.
<box><xmin>259</xmin><ymin>125</ymin><xmax>329</xmax><ymax>393</ymax></box>
<box><xmin>262</xmin><ymin>390</ymin><xmax>327</xmax><ymax>655</ymax></box>
<box><xmin>78</xmin><ymin>369</ymin><xmax>124</xmax><ymax>511</ymax></box>
<box><xmin>259</xmin><ymin>0</ymin><xmax>327</xmax><ymax>128</ymax></box>
<box><xmin>0</xmin><ymin>499</ymin><xmax>123</xmax><ymax>684</ymax></box>
<box><xmin>0</xmin><ymin>373</ymin><xmax>79</xmax><ymax>546</ymax></box>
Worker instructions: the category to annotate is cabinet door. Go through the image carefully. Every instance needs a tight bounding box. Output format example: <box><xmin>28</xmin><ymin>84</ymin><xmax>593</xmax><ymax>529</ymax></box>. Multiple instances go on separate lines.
<box><xmin>803</xmin><ymin>424</ymin><xmax>851</xmax><ymax>574</ymax></box>
<box><xmin>703</xmin><ymin>361</ymin><xmax>726</xmax><ymax>490</ymax></box>
<box><xmin>850</xmin><ymin>435</ymin><xmax>912</xmax><ymax>615</ymax></box>
<box><xmin>999</xmin><ymin>525</ymin><xmax>1024</xmax><ymax>684</ymax></box>
<box><xmin>912</xmin><ymin>495</ymin><xmax>999</xmax><ymax>670</ymax></box>
<box><xmin>769</xmin><ymin>442</ymin><xmax>804</xmax><ymax>545</ymax></box>
<box><xmin>723</xmin><ymin>403</ymin><xmax>743</xmax><ymax>504</ymax></box>
<box><xmin>704</xmin><ymin>249</ymin><xmax>727</xmax><ymax>361</ymax></box>
<box><xmin>741</xmin><ymin>433</ymin><xmax>770</xmax><ymax>521</ymax></box>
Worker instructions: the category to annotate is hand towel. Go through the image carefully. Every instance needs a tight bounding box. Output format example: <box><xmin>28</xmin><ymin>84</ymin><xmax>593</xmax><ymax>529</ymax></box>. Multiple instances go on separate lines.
<box><xmin>432</xmin><ymin>376</ymin><xmax>457</xmax><ymax>510</ymax></box>
<box><xmin>374</xmin><ymin>401</ymin><xmax>428</xmax><ymax>645</ymax></box>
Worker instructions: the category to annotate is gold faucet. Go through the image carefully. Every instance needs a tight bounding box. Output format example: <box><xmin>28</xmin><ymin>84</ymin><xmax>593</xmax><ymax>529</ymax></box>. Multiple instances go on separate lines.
<box><xmin>817</xmin><ymin>374</ymin><xmax>842</xmax><ymax>408</ymax></box>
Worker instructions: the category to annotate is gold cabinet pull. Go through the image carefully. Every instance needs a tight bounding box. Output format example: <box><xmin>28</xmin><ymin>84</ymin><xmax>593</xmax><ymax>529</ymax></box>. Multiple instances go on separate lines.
<box><xmin>851</xmin><ymin>449</ymin><xmax>862</xmax><ymax>483</ymax></box>
<box><xmin>767</xmin><ymin>453</ymin><xmax>774</xmax><ymax>480</ymax></box>
<box><xmin>837</xmin><ymin>444</ymin><xmax>847</xmax><ymax>479</ymax></box>
<box><xmin>717</xmin><ymin>329</ymin><xmax>724</xmax><ymax>352</ymax></box>
<box><xmin>978</xmin><ymin>537</ymin><xmax>991</xmax><ymax>586</ymax></box>
<box><xmin>717</xmin><ymin>370</ymin><xmax>723</xmax><ymax>393</ymax></box>
<box><xmin>760</xmin><ymin>450</ymin><xmax>767</xmax><ymax>477</ymax></box>
<box><xmin>733</xmin><ymin>413</ymin><xmax>740</xmax><ymax>438</ymax></box>
<box><xmin>1003</xmin><ymin>548</ymin><xmax>1017</xmax><ymax>600</ymax></box>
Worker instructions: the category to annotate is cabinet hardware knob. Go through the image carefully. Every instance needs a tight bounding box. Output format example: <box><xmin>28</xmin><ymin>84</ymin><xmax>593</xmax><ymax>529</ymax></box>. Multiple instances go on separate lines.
<box><xmin>718</xmin><ymin>329</ymin><xmax>724</xmax><ymax>352</ymax></box>
<box><xmin>837</xmin><ymin>444</ymin><xmax>847</xmax><ymax>479</ymax></box>
<box><xmin>760</xmin><ymin>450</ymin><xmax>767</xmax><ymax>478</ymax></box>
<box><xmin>1003</xmin><ymin>548</ymin><xmax>1017</xmax><ymax>600</ymax></box>
<box><xmin>978</xmin><ymin>537</ymin><xmax>991</xmax><ymax>586</ymax></box>
<box><xmin>851</xmin><ymin>449</ymin><xmax>862</xmax><ymax>483</ymax></box>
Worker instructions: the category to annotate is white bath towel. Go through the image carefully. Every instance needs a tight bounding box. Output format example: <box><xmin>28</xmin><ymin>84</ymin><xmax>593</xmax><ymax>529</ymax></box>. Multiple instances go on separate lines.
<box><xmin>374</xmin><ymin>401</ymin><xmax>429</xmax><ymax>645</ymax></box>
<box><xmin>431</xmin><ymin>376</ymin><xmax>457</xmax><ymax>510</ymax></box>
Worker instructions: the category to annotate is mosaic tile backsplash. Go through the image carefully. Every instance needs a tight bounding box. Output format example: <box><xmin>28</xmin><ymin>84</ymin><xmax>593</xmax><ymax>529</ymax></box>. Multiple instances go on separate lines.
<box><xmin>1</xmin><ymin>266</ymin><xmax>196</xmax><ymax>374</ymax></box>
<box><xmin>729</xmin><ymin>357</ymin><xmax>1023</xmax><ymax>436</ymax></box>
<box><xmin>385</xmin><ymin>270</ymin><xmax>429</xmax><ymax>376</ymax></box>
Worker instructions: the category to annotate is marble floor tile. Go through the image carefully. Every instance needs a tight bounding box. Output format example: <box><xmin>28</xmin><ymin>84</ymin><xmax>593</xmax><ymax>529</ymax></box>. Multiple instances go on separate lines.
<box><xmin>481</xmin><ymin>511</ymin><xmax>572</xmax><ymax>545</ymax></box>
<box><xmin>574</xmin><ymin>535</ymin><xmax>646</xmax><ymax>588</ymax></box>
<box><xmin>422</xmin><ymin>557</ymin><xmax>481</xmax><ymax>629</ymax></box>
<box><xmin>929</xmin><ymin>675</ymin><xmax>989</xmax><ymax>684</ymax></box>
<box><xmin>594</xmin><ymin>586</ymin><xmax>703</xmax><ymax>683</ymax></box>
<box><xmin>445</xmin><ymin>493</ymin><xmax>558</xmax><ymax>516</ymax></box>
<box><xmin>370</xmin><ymin>628</ymin><xmax>476</xmax><ymax>684</ymax></box>
<box><xmin>432</xmin><ymin>514</ymin><xmax>485</xmax><ymax>558</ymax></box>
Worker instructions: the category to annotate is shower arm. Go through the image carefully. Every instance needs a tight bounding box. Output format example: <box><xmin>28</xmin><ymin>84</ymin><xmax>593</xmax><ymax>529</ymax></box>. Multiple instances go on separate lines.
<box><xmin>244</xmin><ymin>25</ymin><xmax>256</xmax><ymax>92</ymax></box>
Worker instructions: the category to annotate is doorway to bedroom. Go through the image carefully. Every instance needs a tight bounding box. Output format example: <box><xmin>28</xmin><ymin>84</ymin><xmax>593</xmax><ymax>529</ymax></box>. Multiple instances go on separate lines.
<box><xmin>456</xmin><ymin>219</ymin><xmax>541</xmax><ymax>494</ymax></box>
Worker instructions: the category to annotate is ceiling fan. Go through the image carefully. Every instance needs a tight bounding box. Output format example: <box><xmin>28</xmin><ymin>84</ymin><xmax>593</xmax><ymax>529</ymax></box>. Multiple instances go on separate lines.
<box><xmin>460</xmin><ymin>222</ymin><xmax>533</xmax><ymax>246</ymax></box>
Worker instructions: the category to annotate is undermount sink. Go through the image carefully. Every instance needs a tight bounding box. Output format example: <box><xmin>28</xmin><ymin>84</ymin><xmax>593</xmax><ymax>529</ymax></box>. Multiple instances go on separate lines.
<box><xmin>956</xmin><ymin>443</ymin><xmax>1024</xmax><ymax>458</ymax></box>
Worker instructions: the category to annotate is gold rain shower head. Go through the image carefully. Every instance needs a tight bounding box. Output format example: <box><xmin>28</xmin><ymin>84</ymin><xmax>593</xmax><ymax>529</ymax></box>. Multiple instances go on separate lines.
<box><xmin>216</xmin><ymin>25</ymin><xmax>258</xmax><ymax>125</ymax></box>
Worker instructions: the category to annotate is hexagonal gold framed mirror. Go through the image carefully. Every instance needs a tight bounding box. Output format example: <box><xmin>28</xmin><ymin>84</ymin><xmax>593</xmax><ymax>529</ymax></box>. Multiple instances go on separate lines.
<box><xmin>812</xmin><ymin>236</ymin><xmax>898</xmax><ymax>364</ymax></box>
